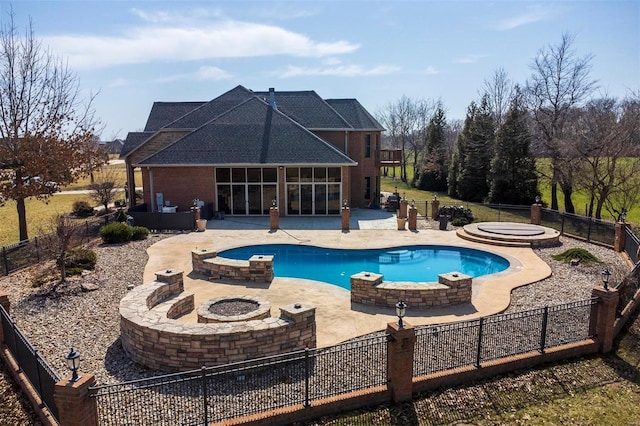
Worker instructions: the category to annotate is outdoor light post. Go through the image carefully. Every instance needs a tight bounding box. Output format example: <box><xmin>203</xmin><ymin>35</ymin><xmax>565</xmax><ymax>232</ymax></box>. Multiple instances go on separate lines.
<box><xmin>271</xmin><ymin>198</ymin><xmax>277</xmax><ymax>207</ymax></box>
<box><xmin>602</xmin><ymin>268</ymin><xmax>611</xmax><ymax>291</ymax></box>
<box><xmin>65</xmin><ymin>347</ymin><xmax>81</xmax><ymax>382</ymax></box>
<box><xmin>535</xmin><ymin>195</ymin><xmax>541</xmax><ymax>204</ymax></box>
<box><xmin>395</xmin><ymin>300</ymin><xmax>407</xmax><ymax>328</ymax></box>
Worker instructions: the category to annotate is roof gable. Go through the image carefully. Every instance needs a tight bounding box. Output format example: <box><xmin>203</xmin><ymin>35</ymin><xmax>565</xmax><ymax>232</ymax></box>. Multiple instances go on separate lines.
<box><xmin>254</xmin><ymin>90</ymin><xmax>352</xmax><ymax>129</ymax></box>
<box><xmin>144</xmin><ymin>102</ymin><xmax>206</xmax><ymax>132</ymax></box>
<box><xmin>325</xmin><ymin>99</ymin><xmax>384</xmax><ymax>130</ymax></box>
<box><xmin>138</xmin><ymin>98</ymin><xmax>356</xmax><ymax>166</ymax></box>
<box><xmin>120</xmin><ymin>132</ymin><xmax>153</xmax><ymax>158</ymax></box>
<box><xmin>163</xmin><ymin>85</ymin><xmax>254</xmax><ymax>129</ymax></box>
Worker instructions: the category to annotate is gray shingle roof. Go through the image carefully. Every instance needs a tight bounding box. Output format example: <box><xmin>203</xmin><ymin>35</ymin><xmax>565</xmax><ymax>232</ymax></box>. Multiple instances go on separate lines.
<box><xmin>144</xmin><ymin>102</ymin><xmax>206</xmax><ymax>132</ymax></box>
<box><xmin>325</xmin><ymin>99</ymin><xmax>385</xmax><ymax>130</ymax></box>
<box><xmin>120</xmin><ymin>132</ymin><xmax>153</xmax><ymax>158</ymax></box>
<box><xmin>137</xmin><ymin>98</ymin><xmax>356</xmax><ymax>167</ymax></box>
<box><xmin>254</xmin><ymin>90</ymin><xmax>352</xmax><ymax>129</ymax></box>
<box><xmin>163</xmin><ymin>85</ymin><xmax>254</xmax><ymax>129</ymax></box>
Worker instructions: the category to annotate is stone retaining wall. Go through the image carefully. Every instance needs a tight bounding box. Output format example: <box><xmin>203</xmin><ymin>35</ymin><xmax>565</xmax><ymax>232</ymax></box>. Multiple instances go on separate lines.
<box><xmin>119</xmin><ymin>270</ymin><xmax>315</xmax><ymax>372</ymax></box>
<box><xmin>192</xmin><ymin>248</ymin><xmax>274</xmax><ymax>282</ymax></box>
<box><xmin>350</xmin><ymin>271</ymin><xmax>472</xmax><ymax>308</ymax></box>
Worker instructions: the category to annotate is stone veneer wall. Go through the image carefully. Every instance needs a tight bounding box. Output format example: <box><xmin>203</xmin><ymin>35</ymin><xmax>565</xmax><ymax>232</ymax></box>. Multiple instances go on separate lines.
<box><xmin>191</xmin><ymin>248</ymin><xmax>274</xmax><ymax>282</ymax></box>
<box><xmin>350</xmin><ymin>271</ymin><xmax>472</xmax><ymax>308</ymax></box>
<box><xmin>119</xmin><ymin>270</ymin><xmax>315</xmax><ymax>372</ymax></box>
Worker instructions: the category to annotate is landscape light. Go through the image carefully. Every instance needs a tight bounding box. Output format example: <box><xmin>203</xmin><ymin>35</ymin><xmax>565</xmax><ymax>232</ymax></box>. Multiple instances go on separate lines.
<box><xmin>395</xmin><ymin>300</ymin><xmax>407</xmax><ymax>328</ymax></box>
<box><xmin>602</xmin><ymin>268</ymin><xmax>611</xmax><ymax>291</ymax></box>
<box><xmin>65</xmin><ymin>348</ymin><xmax>81</xmax><ymax>382</ymax></box>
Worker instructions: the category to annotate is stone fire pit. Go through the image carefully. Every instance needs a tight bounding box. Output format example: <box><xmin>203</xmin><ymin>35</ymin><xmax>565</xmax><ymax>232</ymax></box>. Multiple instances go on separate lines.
<box><xmin>197</xmin><ymin>295</ymin><xmax>271</xmax><ymax>323</ymax></box>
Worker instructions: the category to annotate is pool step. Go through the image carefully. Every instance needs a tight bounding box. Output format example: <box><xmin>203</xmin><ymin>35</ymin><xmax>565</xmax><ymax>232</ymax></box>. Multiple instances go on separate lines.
<box><xmin>378</xmin><ymin>250</ymin><xmax>427</xmax><ymax>264</ymax></box>
<box><xmin>455</xmin><ymin>228</ymin><xmax>532</xmax><ymax>248</ymax></box>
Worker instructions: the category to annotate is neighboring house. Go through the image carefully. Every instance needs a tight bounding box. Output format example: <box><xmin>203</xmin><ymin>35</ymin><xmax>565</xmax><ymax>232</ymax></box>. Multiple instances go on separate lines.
<box><xmin>120</xmin><ymin>85</ymin><xmax>384</xmax><ymax>216</ymax></box>
<box><xmin>101</xmin><ymin>139</ymin><xmax>124</xmax><ymax>155</ymax></box>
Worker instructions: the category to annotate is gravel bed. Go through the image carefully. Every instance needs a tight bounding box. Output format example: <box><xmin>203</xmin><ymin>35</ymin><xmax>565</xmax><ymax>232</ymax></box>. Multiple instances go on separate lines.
<box><xmin>209</xmin><ymin>300</ymin><xmax>259</xmax><ymax>316</ymax></box>
<box><xmin>0</xmin><ymin>233</ymin><xmax>632</xmax><ymax>424</ymax></box>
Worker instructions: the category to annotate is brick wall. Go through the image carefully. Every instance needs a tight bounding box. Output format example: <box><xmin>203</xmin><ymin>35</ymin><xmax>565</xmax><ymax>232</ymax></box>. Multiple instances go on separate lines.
<box><xmin>143</xmin><ymin>166</ymin><xmax>216</xmax><ymax>211</ymax></box>
<box><xmin>350</xmin><ymin>271</ymin><xmax>472</xmax><ymax>308</ymax></box>
<box><xmin>119</xmin><ymin>270</ymin><xmax>315</xmax><ymax>372</ymax></box>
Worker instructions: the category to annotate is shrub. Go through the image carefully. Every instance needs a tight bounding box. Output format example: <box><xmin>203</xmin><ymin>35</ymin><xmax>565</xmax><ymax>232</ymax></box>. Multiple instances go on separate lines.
<box><xmin>72</xmin><ymin>200</ymin><xmax>94</xmax><ymax>218</ymax></box>
<box><xmin>438</xmin><ymin>205</ymin><xmax>475</xmax><ymax>223</ymax></box>
<box><xmin>131</xmin><ymin>226</ymin><xmax>149</xmax><ymax>240</ymax></box>
<box><xmin>65</xmin><ymin>267</ymin><xmax>84</xmax><ymax>277</ymax></box>
<box><xmin>115</xmin><ymin>209</ymin><xmax>128</xmax><ymax>223</ymax></box>
<box><xmin>62</xmin><ymin>247</ymin><xmax>97</xmax><ymax>270</ymax></box>
<box><xmin>551</xmin><ymin>248</ymin><xmax>602</xmax><ymax>264</ymax></box>
<box><xmin>451</xmin><ymin>217</ymin><xmax>470</xmax><ymax>227</ymax></box>
<box><xmin>100</xmin><ymin>222</ymin><xmax>133</xmax><ymax>244</ymax></box>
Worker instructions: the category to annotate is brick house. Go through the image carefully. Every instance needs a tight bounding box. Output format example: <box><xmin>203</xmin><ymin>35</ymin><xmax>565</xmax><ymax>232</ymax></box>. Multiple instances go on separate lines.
<box><xmin>120</xmin><ymin>85</ymin><xmax>384</xmax><ymax>216</ymax></box>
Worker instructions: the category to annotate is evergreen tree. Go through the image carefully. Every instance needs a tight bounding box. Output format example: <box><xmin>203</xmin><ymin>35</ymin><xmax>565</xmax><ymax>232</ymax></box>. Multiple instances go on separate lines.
<box><xmin>456</xmin><ymin>96</ymin><xmax>496</xmax><ymax>202</ymax></box>
<box><xmin>418</xmin><ymin>107</ymin><xmax>448</xmax><ymax>191</ymax></box>
<box><xmin>488</xmin><ymin>88</ymin><xmax>538</xmax><ymax>204</ymax></box>
<box><xmin>448</xmin><ymin>103</ymin><xmax>475</xmax><ymax>198</ymax></box>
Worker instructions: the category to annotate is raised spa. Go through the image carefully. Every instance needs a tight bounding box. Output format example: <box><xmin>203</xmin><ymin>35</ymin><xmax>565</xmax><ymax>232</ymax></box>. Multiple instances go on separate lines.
<box><xmin>218</xmin><ymin>244</ymin><xmax>509</xmax><ymax>289</ymax></box>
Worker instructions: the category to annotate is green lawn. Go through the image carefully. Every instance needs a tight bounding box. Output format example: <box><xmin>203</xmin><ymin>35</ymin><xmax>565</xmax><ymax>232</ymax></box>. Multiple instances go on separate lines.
<box><xmin>0</xmin><ymin>194</ymin><xmax>93</xmax><ymax>246</ymax></box>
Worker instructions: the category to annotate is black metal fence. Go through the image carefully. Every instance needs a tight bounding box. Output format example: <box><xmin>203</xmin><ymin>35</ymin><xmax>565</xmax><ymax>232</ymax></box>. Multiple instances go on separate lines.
<box><xmin>91</xmin><ymin>334</ymin><xmax>387</xmax><ymax>425</ymax></box>
<box><xmin>0</xmin><ymin>212</ymin><xmax>117</xmax><ymax>276</ymax></box>
<box><xmin>0</xmin><ymin>304</ymin><xmax>60</xmax><ymax>421</ymax></box>
<box><xmin>540</xmin><ymin>209</ymin><xmax>616</xmax><ymax>246</ymax></box>
<box><xmin>624</xmin><ymin>226</ymin><xmax>640</xmax><ymax>265</ymax></box>
<box><xmin>413</xmin><ymin>298</ymin><xmax>597</xmax><ymax>377</ymax></box>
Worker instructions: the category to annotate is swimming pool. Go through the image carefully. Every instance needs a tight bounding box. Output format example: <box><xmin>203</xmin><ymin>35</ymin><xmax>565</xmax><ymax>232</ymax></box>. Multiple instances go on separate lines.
<box><xmin>218</xmin><ymin>244</ymin><xmax>510</xmax><ymax>289</ymax></box>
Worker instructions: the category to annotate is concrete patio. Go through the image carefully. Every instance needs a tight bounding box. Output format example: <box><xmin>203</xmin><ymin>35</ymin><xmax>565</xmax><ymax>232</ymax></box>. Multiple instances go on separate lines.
<box><xmin>142</xmin><ymin>209</ymin><xmax>552</xmax><ymax>347</ymax></box>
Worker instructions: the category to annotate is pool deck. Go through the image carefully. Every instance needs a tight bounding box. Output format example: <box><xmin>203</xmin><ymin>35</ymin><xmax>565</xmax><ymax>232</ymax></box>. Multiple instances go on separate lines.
<box><xmin>143</xmin><ymin>210</ymin><xmax>551</xmax><ymax>348</ymax></box>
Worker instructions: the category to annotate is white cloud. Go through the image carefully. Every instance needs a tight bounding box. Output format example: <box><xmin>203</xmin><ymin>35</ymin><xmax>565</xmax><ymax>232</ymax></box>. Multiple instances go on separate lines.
<box><xmin>322</xmin><ymin>57</ymin><xmax>343</xmax><ymax>66</ymax></box>
<box><xmin>43</xmin><ymin>18</ymin><xmax>359</xmax><ymax>70</ymax></box>
<box><xmin>423</xmin><ymin>66</ymin><xmax>439</xmax><ymax>75</ymax></box>
<box><xmin>156</xmin><ymin>66</ymin><xmax>233</xmax><ymax>83</ymax></box>
<box><xmin>455</xmin><ymin>54</ymin><xmax>488</xmax><ymax>64</ymax></box>
<box><xmin>279</xmin><ymin>64</ymin><xmax>400</xmax><ymax>78</ymax></box>
<box><xmin>494</xmin><ymin>6</ymin><xmax>556</xmax><ymax>31</ymax></box>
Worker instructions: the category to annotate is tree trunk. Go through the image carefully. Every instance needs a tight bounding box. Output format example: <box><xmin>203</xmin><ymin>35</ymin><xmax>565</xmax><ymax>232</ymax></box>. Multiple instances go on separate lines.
<box><xmin>17</xmin><ymin>197</ymin><xmax>28</xmax><ymax>241</ymax></box>
<box><xmin>550</xmin><ymin>182</ymin><xmax>559</xmax><ymax>211</ymax></box>
<box><xmin>561</xmin><ymin>184</ymin><xmax>575</xmax><ymax>214</ymax></box>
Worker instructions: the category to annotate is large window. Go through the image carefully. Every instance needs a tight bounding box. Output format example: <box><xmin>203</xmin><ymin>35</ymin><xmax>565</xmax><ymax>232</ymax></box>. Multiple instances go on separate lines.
<box><xmin>216</xmin><ymin>167</ymin><xmax>277</xmax><ymax>215</ymax></box>
<box><xmin>286</xmin><ymin>167</ymin><xmax>342</xmax><ymax>215</ymax></box>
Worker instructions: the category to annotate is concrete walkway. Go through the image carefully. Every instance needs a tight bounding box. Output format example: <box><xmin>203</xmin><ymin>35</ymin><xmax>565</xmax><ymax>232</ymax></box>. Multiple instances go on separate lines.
<box><xmin>143</xmin><ymin>209</ymin><xmax>551</xmax><ymax>347</ymax></box>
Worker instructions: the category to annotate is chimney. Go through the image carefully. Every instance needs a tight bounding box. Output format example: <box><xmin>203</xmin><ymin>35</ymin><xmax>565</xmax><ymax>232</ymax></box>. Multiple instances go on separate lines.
<box><xmin>269</xmin><ymin>87</ymin><xmax>277</xmax><ymax>110</ymax></box>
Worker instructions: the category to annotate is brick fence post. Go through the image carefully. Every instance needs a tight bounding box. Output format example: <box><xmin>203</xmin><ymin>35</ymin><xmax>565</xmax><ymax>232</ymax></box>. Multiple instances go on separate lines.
<box><xmin>0</xmin><ymin>291</ymin><xmax>9</xmax><ymax>345</ymax></box>
<box><xmin>270</xmin><ymin>206</ymin><xmax>279</xmax><ymax>232</ymax></box>
<box><xmin>341</xmin><ymin>206</ymin><xmax>350</xmax><ymax>232</ymax></box>
<box><xmin>430</xmin><ymin>199</ymin><xmax>440</xmax><ymax>220</ymax></box>
<box><xmin>531</xmin><ymin>203</ymin><xmax>542</xmax><ymax>225</ymax></box>
<box><xmin>386</xmin><ymin>321</ymin><xmax>416</xmax><ymax>403</ymax></box>
<box><xmin>399</xmin><ymin>199</ymin><xmax>408</xmax><ymax>219</ymax></box>
<box><xmin>614</xmin><ymin>222</ymin><xmax>626</xmax><ymax>252</ymax></box>
<box><xmin>408</xmin><ymin>206</ymin><xmax>418</xmax><ymax>231</ymax></box>
<box><xmin>54</xmin><ymin>374</ymin><xmax>98</xmax><ymax>426</ymax></box>
<box><xmin>590</xmin><ymin>286</ymin><xmax>619</xmax><ymax>353</ymax></box>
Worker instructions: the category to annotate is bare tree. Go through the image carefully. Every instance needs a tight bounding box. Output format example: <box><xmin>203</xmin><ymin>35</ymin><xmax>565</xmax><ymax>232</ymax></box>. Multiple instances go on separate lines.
<box><xmin>0</xmin><ymin>13</ymin><xmax>104</xmax><ymax>241</ymax></box>
<box><xmin>526</xmin><ymin>33</ymin><xmax>597</xmax><ymax>212</ymax></box>
<box><xmin>481</xmin><ymin>67</ymin><xmax>513</xmax><ymax>127</ymax></box>
<box><xmin>89</xmin><ymin>166</ymin><xmax>123</xmax><ymax>213</ymax></box>
<box><xmin>570</xmin><ymin>95</ymin><xmax>640</xmax><ymax>219</ymax></box>
<box><xmin>49</xmin><ymin>214</ymin><xmax>76</xmax><ymax>288</ymax></box>
<box><xmin>377</xmin><ymin>96</ymin><xmax>435</xmax><ymax>183</ymax></box>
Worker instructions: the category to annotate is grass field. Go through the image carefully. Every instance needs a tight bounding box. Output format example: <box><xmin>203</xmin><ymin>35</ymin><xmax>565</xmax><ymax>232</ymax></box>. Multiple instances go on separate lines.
<box><xmin>0</xmin><ymin>194</ymin><xmax>94</xmax><ymax>246</ymax></box>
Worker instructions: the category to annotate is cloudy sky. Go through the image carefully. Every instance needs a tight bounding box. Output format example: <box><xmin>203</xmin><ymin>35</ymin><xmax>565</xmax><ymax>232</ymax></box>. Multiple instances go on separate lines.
<box><xmin>5</xmin><ymin>1</ymin><xmax>639</xmax><ymax>139</ymax></box>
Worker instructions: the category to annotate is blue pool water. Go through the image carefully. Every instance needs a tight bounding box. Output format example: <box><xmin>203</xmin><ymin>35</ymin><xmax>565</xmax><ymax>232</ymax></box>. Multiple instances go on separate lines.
<box><xmin>218</xmin><ymin>244</ymin><xmax>509</xmax><ymax>290</ymax></box>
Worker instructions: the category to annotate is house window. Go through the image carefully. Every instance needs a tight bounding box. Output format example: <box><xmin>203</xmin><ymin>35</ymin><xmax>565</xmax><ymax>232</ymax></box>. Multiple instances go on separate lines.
<box><xmin>285</xmin><ymin>167</ymin><xmax>341</xmax><ymax>215</ymax></box>
<box><xmin>364</xmin><ymin>134</ymin><xmax>371</xmax><ymax>158</ymax></box>
<box><xmin>215</xmin><ymin>167</ymin><xmax>277</xmax><ymax>215</ymax></box>
<box><xmin>375</xmin><ymin>134</ymin><xmax>380</xmax><ymax>160</ymax></box>
<box><xmin>364</xmin><ymin>176</ymin><xmax>371</xmax><ymax>201</ymax></box>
